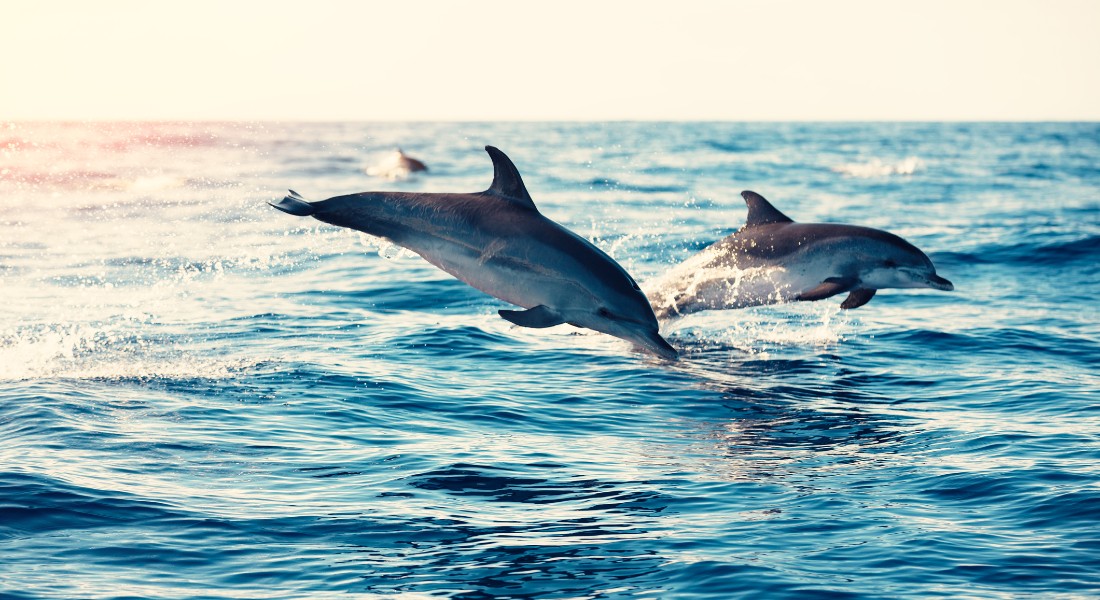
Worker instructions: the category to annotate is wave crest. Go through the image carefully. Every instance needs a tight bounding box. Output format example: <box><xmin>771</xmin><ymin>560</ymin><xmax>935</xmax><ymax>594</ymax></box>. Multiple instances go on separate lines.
<box><xmin>833</xmin><ymin>157</ymin><xmax>924</xmax><ymax>178</ymax></box>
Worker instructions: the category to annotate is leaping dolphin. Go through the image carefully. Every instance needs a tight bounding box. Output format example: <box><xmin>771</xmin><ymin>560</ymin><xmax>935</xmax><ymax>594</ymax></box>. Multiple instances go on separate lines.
<box><xmin>271</xmin><ymin>146</ymin><xmax>677</xmax><ymax>360</ymax></box>
<box><xmin>648</xmin><ymin>191</ymin><xmax>954</xmax><ymax>319</ymax></box>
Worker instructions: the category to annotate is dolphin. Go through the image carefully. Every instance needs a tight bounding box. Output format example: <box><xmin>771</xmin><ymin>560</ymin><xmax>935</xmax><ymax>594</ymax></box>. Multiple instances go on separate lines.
<box><xmin>271</xmin><ymin>145</ymin><xmax>677</xmax><ymax>360</ymax></box>
<box><xmin>648</xmin><ymin>191</ymin><xmax>954</xmax><ymax>319</ymax></box>
<box><xmin>366</xmin><ymin>148</ymin><xmax>428</xmax><ymax>180</ymax></box>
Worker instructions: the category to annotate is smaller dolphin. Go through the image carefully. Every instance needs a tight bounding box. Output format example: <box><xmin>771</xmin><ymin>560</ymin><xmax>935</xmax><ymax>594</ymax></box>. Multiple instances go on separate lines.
<box><xmin>272</xmin><ymin>146</ymin><xmax>677</xmax><ymax>360</ymax></box>
<box><xmin>648</xmin><ymin>191</ymin><xmax>954</xmax><ymax>319</ymax></box>
<box><xmin>366</xmin><ymin>148</ymin><xmax>428</xmax><ymax>180</ymax></box>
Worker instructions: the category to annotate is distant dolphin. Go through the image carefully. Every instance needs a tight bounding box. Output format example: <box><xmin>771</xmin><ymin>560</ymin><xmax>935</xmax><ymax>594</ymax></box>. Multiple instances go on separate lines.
<box><xmin>648</xmin><ymin>191</ymin><xmax>954</xmax><ymax>319</ymax></box>
<box><xmin>272</xmin><ymin>146</ymin><xmax>677</xmax><ymax>360</ymax></box>
<box><xmin>366</xmin><ymin>148</ymin><xmax>428</xmax><ymax>180</ymax></box>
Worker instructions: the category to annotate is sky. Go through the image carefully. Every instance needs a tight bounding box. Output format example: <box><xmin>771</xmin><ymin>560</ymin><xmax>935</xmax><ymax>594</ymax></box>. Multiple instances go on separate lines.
<box><xmin>2</xmin><ymin>0</ymin><xmax>1099</xmax><ymax>121</ymax></box>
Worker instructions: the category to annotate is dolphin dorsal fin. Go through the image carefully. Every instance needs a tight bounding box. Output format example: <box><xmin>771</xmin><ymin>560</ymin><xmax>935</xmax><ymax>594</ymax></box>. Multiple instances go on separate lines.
<box><xmin>484</xmin><ymin>146</ymin><xmax>537</xmax><ymax>210</ymax></box>
<box><xmin>741</xmin><ymin>191</ymin><xmax>794</xmax><ymax>227</ymax></box>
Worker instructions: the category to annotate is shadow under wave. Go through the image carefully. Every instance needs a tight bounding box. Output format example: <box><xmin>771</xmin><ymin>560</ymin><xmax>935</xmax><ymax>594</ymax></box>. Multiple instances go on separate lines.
<box><xmin>935</xmin><ymin>235</ymin><xmax>1100</xmax><ymax>268</ymax></box>
<box><xmin>0</xmin><ymin>471</ymin><xmax>185</xmax><ymax>536</ymax></box>
<box><xmin>361</xmin><ymin>461</ymin><xmax>675</xmax><ymax>597</ymax></box>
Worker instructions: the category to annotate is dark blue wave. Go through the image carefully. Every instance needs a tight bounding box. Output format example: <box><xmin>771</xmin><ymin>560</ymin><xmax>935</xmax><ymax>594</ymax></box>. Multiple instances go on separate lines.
<box><xmin>404</xmin><ymin>462</ymin><xmax>670</xmax><ymax>509</ymax></box>
<box><xmin>0</xmin><ymin>471</ymin><xmax>183</xmax><ymax>535</ymax></box>
<box><xmin>871</xmin><ymin>327</ymin><xmax>1100</xmax><ymax>370</ymax></box>
<box><xmin>5</xmin><ymin>121</ymin><xmax>1100</xmax><ymax>599</ymax></box>
<box><xmin>702</xmin><ymin>139</ymin><xmax>760</xmax><ymax>153</ymax></box>
<box><xmin>939</xmin><ymin>235</ymin><xmax>1100</xmax><ymax>267</ymax></box>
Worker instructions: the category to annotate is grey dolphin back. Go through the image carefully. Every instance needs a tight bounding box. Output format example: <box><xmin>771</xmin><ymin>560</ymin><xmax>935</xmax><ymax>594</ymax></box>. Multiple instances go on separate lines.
<box><xmin>397</xmin><ymin>148</ymin><xmax>428</xmax><ymax>172</ymax></box>
<box><xmin>483</xmin><ymin>146</ymin><xmax>537</xmax><ymax>210</ymax></box>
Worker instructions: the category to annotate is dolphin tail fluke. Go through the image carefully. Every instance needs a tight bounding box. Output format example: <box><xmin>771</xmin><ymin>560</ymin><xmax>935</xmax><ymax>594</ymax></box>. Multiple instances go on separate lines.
<box><xmin>269</xmin><ymin>190</ymin><xmax>316</xmax><ymax>216</ymax></box>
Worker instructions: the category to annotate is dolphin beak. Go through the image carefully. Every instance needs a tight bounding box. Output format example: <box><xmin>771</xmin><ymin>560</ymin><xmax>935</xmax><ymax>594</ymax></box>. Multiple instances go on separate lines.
<box><xmin>928</xmin><ymin>274</ymin><xmax>954</xmax><ymax>291</ymax></box>
<box><xmin>589</xmin><ymin>313</ymin><xmax>679</xmax><ymax>360</ymax></box>
<box><xmin>631</xmin><ymin>329</ymin><xmax>679</xmax><ymax>361</ymax></box>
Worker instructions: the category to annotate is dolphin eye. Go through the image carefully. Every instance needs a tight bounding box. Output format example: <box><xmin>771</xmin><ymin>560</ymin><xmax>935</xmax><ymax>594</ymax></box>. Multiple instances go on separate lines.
<box><xmin>597</xmin><ymin>307</ymin><xmax>613</xmax><ymax>318</ymax></box>
<box><xmin>884</xmin><ymin>259</ymin><xmax>898</xmax><ymax>268</ymax></box>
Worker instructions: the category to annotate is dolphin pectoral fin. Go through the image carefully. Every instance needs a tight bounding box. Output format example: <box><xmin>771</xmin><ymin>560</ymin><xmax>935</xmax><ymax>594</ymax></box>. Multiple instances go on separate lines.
<box><xmin>797</xmin><ymin>277</ymin><xmax>857</xmax><ymax>302</ymax></box>
<box><xmin>498</xmin><ymin>305</ymin><xmax>566</xmax><ymax>329</ymax></box>
<box><xmin>840</xmin><ymin>288</ymin><xmax>877</xmax><ymax>309</ymax></box>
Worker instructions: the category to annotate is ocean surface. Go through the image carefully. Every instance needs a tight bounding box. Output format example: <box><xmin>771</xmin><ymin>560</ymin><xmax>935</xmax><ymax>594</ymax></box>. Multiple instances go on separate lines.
<box><xmin>1</xmin><ymin>121</ymin><xmax>1098</xmax><ymax>599</ymax></box>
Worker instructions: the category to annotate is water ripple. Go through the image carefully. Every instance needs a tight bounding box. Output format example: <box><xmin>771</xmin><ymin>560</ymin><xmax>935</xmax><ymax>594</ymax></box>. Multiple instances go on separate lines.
<box><xmin>2</xmin><ymin>122</ymin><xmax>1099</xmax><ymax>598</ymax></box>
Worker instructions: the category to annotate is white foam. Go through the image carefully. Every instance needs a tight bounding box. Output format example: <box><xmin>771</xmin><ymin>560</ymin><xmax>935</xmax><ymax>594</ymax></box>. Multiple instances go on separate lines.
<box><xmin>356</xmin><ymin>231</ymin><xmax>418</xmax><ymax>260</ymax></box>
<box><xmin>665</xmin><ymin>301</ymin><xmax>854</xmax><ymax>359</ymax></box>
<box><xmin>0</xmin><ymin>322</ymin><xmax>257</xmax><ymax>382</ymax></box>
<box><xmin>833</xmin><ymin>157</ymin><xmax>924</xmax><ymax>178</ymax></box>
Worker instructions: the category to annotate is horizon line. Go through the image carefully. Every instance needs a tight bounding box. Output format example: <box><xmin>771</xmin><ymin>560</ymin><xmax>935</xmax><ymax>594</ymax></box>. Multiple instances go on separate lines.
<box><xmin>6</xmin><ymin>117</ymin><xmax>1100</xmax><ymax>124</ymax></box>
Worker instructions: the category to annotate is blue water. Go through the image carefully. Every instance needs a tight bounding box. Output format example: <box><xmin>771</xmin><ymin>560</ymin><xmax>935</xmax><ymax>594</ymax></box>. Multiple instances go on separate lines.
<box><xmin>1</xmin><ymin>121</ymin><xmax>1098</xmax><ymax>598</ymax></box>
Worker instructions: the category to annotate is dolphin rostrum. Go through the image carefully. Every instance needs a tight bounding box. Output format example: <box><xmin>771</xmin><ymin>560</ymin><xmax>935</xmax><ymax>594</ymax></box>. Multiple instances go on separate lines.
<box><xmin>648</xmin><ymin>191</ymin><xmax>954</xmax><ymax>319</ymax></box>
<box><xmin>271</xmin><ymin>146</ymin><xmax>678</xmax><ymax>360</ymax></box>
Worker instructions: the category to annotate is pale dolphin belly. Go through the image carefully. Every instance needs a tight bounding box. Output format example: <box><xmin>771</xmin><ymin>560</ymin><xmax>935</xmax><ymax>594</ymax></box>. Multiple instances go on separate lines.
<box><xmin>408</xmin><ymin>233</ymin><xmax>585</xmax><ymax>313</ymax></box>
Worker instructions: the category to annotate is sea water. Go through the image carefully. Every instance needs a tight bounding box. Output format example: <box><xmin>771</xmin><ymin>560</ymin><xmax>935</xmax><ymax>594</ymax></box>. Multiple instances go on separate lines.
<box><xmin>1</xmin><ymin>121</ymin><xmax>1098</xmax><ymax>598</ymax></box>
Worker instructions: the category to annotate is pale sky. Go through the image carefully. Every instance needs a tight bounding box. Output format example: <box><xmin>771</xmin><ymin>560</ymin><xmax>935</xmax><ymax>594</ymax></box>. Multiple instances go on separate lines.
<box><xmin>3</xmin><ymin>0</ymin><xmax>1098</xmax><ymax>121</ymax></box>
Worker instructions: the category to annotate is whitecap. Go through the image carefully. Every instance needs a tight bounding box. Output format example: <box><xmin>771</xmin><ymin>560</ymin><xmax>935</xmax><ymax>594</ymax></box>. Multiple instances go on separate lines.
<box><xmin>832</xmin><ymin>156</ymin><xmax>924</xmax><ymax>178</ymax></box>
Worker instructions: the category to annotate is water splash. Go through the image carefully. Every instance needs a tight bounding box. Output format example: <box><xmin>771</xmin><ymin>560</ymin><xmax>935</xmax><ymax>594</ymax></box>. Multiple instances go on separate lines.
<box><xmin>666</xmin><ymin>300</ymin><xmax>853</xmax><ymax>359</ymax></box>
<box><xmin>356</xmin><ymin>231</ymin><xmax>418</xmax><ymax>260</ymax></box>
<box><xmin>0</xmin><ymin>321</ymin><xmax>255</xmax><ymax>382</ymax></box>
